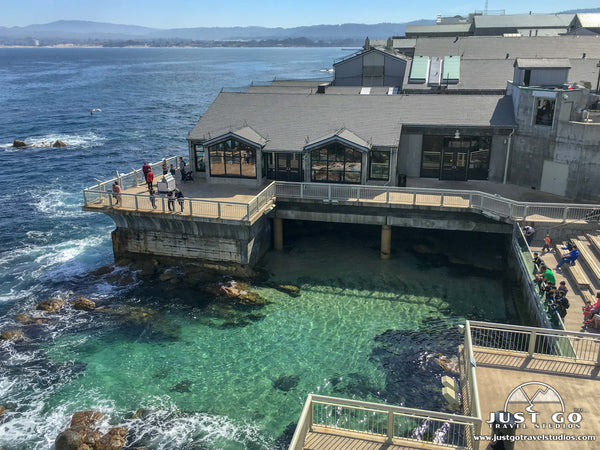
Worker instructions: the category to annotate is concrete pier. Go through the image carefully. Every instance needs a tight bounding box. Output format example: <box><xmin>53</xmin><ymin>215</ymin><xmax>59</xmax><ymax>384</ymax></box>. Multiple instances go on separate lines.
<box><xmin>273</xmin><ymin>217</ymin><xmax>283</xmax><ymax>251</ymax></box>
<box><xmin>380</xmin><ymin>225</ymin><xmax>391</xmax><ymax>259</ymax></box>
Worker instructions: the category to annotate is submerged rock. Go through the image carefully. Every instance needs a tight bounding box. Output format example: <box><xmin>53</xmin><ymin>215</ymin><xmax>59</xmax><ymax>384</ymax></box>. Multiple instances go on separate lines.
<box><xmin>273</xmin><ymin>375</ymin><xmax>299</xmax><ymax>392</ymax></box>
<box><xmin>14</xmin><ymin>314</ymin><xmax>43</xmax><ymax>324</ymax></box>
<box><xmin>1</xmin><ymin>330</ymin><xmax>25</xmax><ymax>341</ymax></box>
<box><xmin>171</xmin><ymin>380</ymin><xmax>193</xmax><ymax>393</ymax></box>
<box><xmin>72</xmin><ymin>298</ymin><xmax>96</xmax><ymax>311</ymax></box>
<box><xmin>267</xmin><ymin>282</ymin><xmax>301</xmax><ymax>297</ymax></box>
<box><xmin>36</xmin><ymin>298</ymin><xmax>66</xmax><ymax>313</ymax></box>
<box><xmin>70</xmin><ymin>410</ymin><xmax>105</xmax><ymax>429</ymax></box>
<box><xmin>434</xmin><ymin>354</ymin><xmax>459</xmax><ymax>374</ymax></box>
<box><xmin>91</xmin><ymin>265</ymin><xmax>115</xmax><ymax>276</ymax></box>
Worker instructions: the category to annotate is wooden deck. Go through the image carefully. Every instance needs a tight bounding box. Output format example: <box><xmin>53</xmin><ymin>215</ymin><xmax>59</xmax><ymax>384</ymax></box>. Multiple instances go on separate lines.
<box><xmin>304</xmin><ymin>427</ymin><xmax>447</xmax><ymax>450</ymax></box>
<box><xmin>473</xmin><ymin>347</ymin><xmax>600</xmax><ymax>449</ymax></box>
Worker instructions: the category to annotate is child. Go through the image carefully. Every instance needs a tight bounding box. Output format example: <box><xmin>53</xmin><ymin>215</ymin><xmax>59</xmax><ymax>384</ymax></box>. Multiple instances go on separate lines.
<box><xmin>542</xmin><ymin>234</ymin><xmax>551</xmax><ymax>253</ymax></box>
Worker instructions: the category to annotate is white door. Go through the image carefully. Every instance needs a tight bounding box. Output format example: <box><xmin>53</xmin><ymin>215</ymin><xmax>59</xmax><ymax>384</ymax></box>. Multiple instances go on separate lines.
<box><xmin>540</xmin><ymin>160</ymin><xmax>569</xmax><ymax>196</ymax></box>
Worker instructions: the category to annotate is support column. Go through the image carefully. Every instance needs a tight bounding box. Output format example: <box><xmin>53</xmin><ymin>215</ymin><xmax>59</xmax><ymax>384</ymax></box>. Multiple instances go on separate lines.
<box><xmin>380</xmin><ymin>225</ymin><xmax>391</xmax><ymax>259</ymax></box>
<box><xmin>274</xmin><ymin>217</ymin><xmax>283</xmax><ymax>251</ymax></box>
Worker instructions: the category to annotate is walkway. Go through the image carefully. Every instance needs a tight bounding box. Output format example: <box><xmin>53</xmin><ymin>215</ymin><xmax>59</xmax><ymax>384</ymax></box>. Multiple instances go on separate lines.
<box><xmin>474</xmin><ymin>347</ymin><xmax>600</xmax><ymax>449</ymax></box>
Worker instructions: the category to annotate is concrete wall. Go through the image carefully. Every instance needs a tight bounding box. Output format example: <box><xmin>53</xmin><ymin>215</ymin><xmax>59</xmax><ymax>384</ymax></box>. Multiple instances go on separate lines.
<box><xmin>488</xmin><ymin>135</ymin><xmax>509</xmax><ymax>182</ymax></box>
<box><xmin>508</xmin><ymin>87</ymin><xmax>600</xmax><ymax>201</ymax></box>
<box><xmin>513</xmin><ymin>67</ymin><xmax>569</xmax><ymax>87</ymax></box>
<box><xmin>398</xmin><ymin>133</ymin><xmax>422</xmax><ymax>177</ymax></box>
<box><xmin>108</xmin><ymin>211</ymin><xmax>272</xmax><ymax>268</ymax></box>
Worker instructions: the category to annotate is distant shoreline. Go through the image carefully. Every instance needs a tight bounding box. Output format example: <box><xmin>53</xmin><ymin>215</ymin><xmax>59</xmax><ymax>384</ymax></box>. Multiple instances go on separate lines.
<box><xmin>0</xmin><ymin>44</ymin><xmax>357</xmax><ymax>49</ymax></box>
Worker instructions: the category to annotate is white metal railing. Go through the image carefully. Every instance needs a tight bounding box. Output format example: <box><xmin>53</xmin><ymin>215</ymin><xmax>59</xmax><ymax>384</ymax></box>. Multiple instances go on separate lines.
<box><xmin>289</xmin><ymin>394</ymin><xmax>481</xmax><ymax>450</ymax></box>
<box><xmin>274</xmin><ymin>182</ymin><xmax>600</xmax><ymax>223</ymax></box>
<box><xmin>468</xmin><ymin>320</ymin><xmax>600</xmax><ymax>364</ymax></box>
<box><xmin>84</xmin><ymin>174</ymin><xmax>600</xmax><ymax>225</ymax></box>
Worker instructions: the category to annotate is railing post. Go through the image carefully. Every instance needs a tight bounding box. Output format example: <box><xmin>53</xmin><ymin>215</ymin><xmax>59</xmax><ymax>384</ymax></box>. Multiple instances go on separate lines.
<box><xmin>246</xmin><ymin>204</ymin><xmax>250</xmax><ymax>220</ymax></box>
<box><xmin>328</xmin><ymin>184</ymin><xmax>332</xmax><ymax>200</ymax></box>
<box><xmin>134</xmin><ymin>195</ymin><xmax>139</xmax><ymax>211</ymax></box>
<box><xmin>386</xmin><ymin>190</ymin><xmax>390</xmax><ymax>205</ymax></box>
<box><xmin>188</xmin><ymin>199</ymin><xmax>192</xmax><ymax>215</ymax></box>
<box><xmin>134</xmin><ymin>170</ymin><xmax>139</xmax><ymax>186</ymax></box>
<box><xmin>509</xmin><ymin>203</ymin><xmax>514</xmax><ymax>220</ymax></box>
<box><xmin>161</xmin><ymin>197</ymin><xmax>165</xmax><ymax>212</ymax></box>
<box><xmin>412</xmin><ymin>193</ymin><xmax>416</xmax><ymax>206</ymax></box>
<box><xmin>469</xmin><ymin>192</ymin><xmax>473</xmax><ymax>208</ymax></box>
<box><xmin>300</xmin><ymin>183</ymin><xmax>304</xmax><ymax>199</ymax></box>
<box><xmin>108</xmin><ymin>193</ymin><xmax>113</xmax><ymax>207</ymax></box>
<box><xmin>217</xmin><ymin>202</ymin><xmax>221</xmax><ymax>218</ymax></box>
<box><xmin>386</xmin><ymin>410</ymin><xmax>394</xmax><ymax>443</ymax></box>
<box><xmin>528</xmin><ymin>330</ymin><xmax>537</xmax><ymax>356</ymax></box>
<box><xmin>523</xmin><ymin>206</ymin><xmax>529</xmax><ymax>221</ymax></box>
<box><xmin>440</xmin><ymin>193</ymin><xmax>444</xmax><ymax>206</ymax></box>
<box><xmin>356</xmin><ymin>187</ymin><xmax>360</xmax><ymax>202</ymax></box>
<box><xmin>563</xmin><ymin>207</ymin><xmax>569</xmax><ymax>223</ymax></box>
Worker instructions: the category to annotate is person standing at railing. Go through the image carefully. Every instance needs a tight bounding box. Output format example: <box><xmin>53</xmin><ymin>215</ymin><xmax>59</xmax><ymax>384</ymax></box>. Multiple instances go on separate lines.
<box><xmin>167</xmin><ymin>190</ymin><xmax>175</xmax><ymax>212</ymax></box>
<box><xmin>170</xmin><ymin>164</ymin><xmax>176</xmax><ymax>177</ymax></box>
<box><xmin>523</xmin><ymin>225</ymin><xmax>535</xmax><ymax>245</ymax></box>
<box><xmin>176</xmin><ymin>190</ymin><xmax>185</xmax><ymax>213</ymax></box>
<box><xmin>162</xmin><ymin>159</ymin><xmax>169</xmax><ymax>175</ymax></box>
<box><xmin>146</xmin><ymin>169</ymin><xmax>154</xmax><ymax>192</ymax></box>
<box><xmin>149</xmin><ymin>188</ymin><xmax>157</xmax><ymax>210</ymax></box>
<box><xmin>111</xmin><ymin>182</ymin><xmax>122</xmax><ymax>206</ymax></box>
<box><xmin>142</xmin><ymin>162</ymin><xmax>151</xmax><ymax>182</ymax></box>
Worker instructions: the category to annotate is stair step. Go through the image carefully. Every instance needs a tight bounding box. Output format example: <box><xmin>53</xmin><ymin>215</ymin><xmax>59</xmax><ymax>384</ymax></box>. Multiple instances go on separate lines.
<box><xmin>571</xmin><ymin>238</ymin><xmax>600</xmax><ymax>286</ymax></box>
<box><xmin>587</xmin><ymin>233</ymin><xmax>600</xmax><ymax>256</ymax></box>
<box><xmin>554</xmin><ymin>244</ymin><xmax>592</xmax><ymax>293</ymax></box>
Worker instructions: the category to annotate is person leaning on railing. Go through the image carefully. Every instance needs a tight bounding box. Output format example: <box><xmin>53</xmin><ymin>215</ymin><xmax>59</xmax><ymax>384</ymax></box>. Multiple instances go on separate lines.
<box><xmin>111</xmin><ymin>182</ymin><xmax>122</xmax><ymax>206</ymax></box>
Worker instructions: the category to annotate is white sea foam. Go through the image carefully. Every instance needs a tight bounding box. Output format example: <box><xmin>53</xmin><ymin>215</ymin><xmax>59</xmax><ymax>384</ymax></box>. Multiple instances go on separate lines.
<box><xmin>0</xmin><ymin>132</ymin><xmax>106</xmax><ymax>153</ymax></box>
<box><xmin>126</xmin><ymin>398</ymin><xmax>273</xmax><ymax>449</ymax></box>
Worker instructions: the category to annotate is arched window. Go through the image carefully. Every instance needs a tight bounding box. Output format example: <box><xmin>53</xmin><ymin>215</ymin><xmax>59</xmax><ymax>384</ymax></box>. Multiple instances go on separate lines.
<box><xmin>310</xmin><ymin>142</ymin><xmax>362</xmax><ymax>184</ymax></box>
<box><xmin>208</xmin><ymin>138</ymin><xmax>257</xmax><ymax>178</ymax></box>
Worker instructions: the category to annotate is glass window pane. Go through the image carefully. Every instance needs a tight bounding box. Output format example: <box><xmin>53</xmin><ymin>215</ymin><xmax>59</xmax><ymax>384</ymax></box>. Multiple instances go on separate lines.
<box><xmin>369</xmin><ymin>150</ymin><xmax>390</xmax><ymax>180</ymax></box>
<box><xmin>209</xmin><ymin>148</ymin><xmax>225</xmax><ymax>176</ymax></box>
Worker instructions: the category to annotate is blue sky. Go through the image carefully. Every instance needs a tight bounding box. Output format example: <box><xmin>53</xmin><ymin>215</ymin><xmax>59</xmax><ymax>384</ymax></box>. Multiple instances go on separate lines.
<box><xmin>1</xmin><ymin>0</ymin><xmax>598</xmax><ymax>28</ymax></box>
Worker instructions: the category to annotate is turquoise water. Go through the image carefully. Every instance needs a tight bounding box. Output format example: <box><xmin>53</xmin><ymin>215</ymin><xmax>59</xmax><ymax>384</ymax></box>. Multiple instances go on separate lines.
<box><xmin>0</xmin><ymin>225</ymin><xmax>512</xmax><ymax>449</ymax></box>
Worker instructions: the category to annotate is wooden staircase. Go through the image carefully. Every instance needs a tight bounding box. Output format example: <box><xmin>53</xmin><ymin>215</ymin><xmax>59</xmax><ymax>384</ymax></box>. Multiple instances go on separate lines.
<box><xmin>555</xmin><ymin>234</ymin><xmax>600</xmax><ymax>304</ymax></box>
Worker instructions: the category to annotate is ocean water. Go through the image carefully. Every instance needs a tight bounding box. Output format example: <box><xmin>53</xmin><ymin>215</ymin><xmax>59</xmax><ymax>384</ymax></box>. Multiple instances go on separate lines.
<box><xmin>0</xmin><ymin>48</ymin><xmax>517</xmax><ymax>449</ymax></box>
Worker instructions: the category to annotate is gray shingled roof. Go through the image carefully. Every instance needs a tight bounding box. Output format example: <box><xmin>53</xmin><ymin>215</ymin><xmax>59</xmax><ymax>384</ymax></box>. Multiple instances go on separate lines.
<box><xmin>412</xmin><ymin>35</ymin><xmax>600</xmax><ymax>59</ymax></box>
<box><xmin>515</xmin><ymin>58</ymin><xmax>572</xmax><ymax>69</ymax></box>
<box><xmin>188</xmin><ymin>92</ymin><xmax>516</xmax><ymax>151</ymax></box>
<box><xmin>405</xmin><ymin>24</ymin><xmax>473</xmax><ymax>34</ymax></box>
<box><xmin>474</xmin><ymin>14</ymin><xmax>574</xmax><ymax>29</ymax></box>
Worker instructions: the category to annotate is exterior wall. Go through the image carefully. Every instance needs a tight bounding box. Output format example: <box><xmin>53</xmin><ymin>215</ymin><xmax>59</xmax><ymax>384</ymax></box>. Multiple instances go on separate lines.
<box><xmin>334</xmin><ymin>57</ymin><xmax>363</xmax><ymax>86</ymax></box>
<box><xmin>383</xmin><ymin>54</ymin><xmax>407</xmax><ymax>88</ymax></box>
<box><xmin>108</xmin><ymin>210</ymin><xmax>272</xmax><ymax>268</ymax></box>
<box><xmin>398</xmin><ymin>133</ymin><xmax>422</xmax><ymax>177</ymax></box>
<box><xmin>508</xmin><ymin>87</ymin><xmax>600</xmax><ymax>201</ymax></box>
<box><xmin>513</xmin><ymin>68</ymin><xmax>569</xmax><ymax>88</ymax></box>
<box><xmin>488</xmin><ymin>135</ymin><xmax>509</xmax><ymax>182</ymax></box>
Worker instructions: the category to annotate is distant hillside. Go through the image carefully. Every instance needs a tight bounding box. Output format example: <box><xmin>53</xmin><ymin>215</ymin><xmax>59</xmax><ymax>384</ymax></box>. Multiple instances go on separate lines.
<box><xmin>556</xmin><ymin>7</ymin><xmax>600</xmax><ymax>14</ymax></box>
<box><xmin>0</xmin><ymin>19</ymin><xmax>434</xmax><ymax>46</ymax></box>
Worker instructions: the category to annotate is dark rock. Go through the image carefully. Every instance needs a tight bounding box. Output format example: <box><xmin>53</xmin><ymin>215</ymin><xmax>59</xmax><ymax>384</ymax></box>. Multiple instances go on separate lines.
<box><xmin>52</xmin><ymin>140</ymin><xmax>68</xmax><ymax>147</ymax></box>
<box><xmin>1</xmin><ymin>330</ymin><xmax>25</xmax><ymax>341</ymax></box>
<box><xmin>72</xmin><ymin>298</ymin><xmax>96</xmax><ymax>311</ymax></box>
<box><xmin>36</xmin><ymin>298</ymin><xmax>66</xmax><ymax>313</ymax></box>
<box><xmin>12</xmin><ymin>139</ymin><xmax>27</xmax><ymax>148</ymax></box>
<box><xmin>96</xmin><ymin>427</ymin><xmax>128</xmax><ymax>450</ymax></box>
<box><xmin>70</xmin><ymin>410</ymin><xmax>105</xmax><ymax>429</ymax></box>
<box><xmin>14</xmin><ymin>314</ymin><xmax>43</xmax><ymax>324</ymax></box>
<box><xmin>91</xmin><ymin>265</ymin><xmax>115</xmax><ymax>276</ymax></box>
<box><xmin>171</xmin><ymin>380</ymin><xmax>192</xmax><ymax>393</ymax></box>
<box><xmin>273</xmin><ymin>375</ymin><xmax>299</xmax><ymax>392</ymax></box>
<box><xmin>55</xmin><ymin>429</ymin><xmax>84</xmax><ymax>450</ymax></box>
<box><xmin>0</xmin><ymin>405</ymin><xmax>5</xmax><ymax>418</ymax></box>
